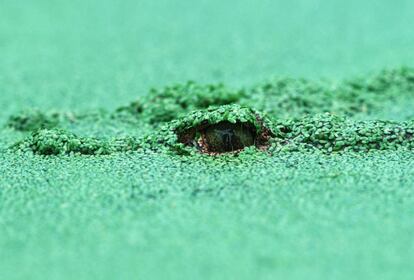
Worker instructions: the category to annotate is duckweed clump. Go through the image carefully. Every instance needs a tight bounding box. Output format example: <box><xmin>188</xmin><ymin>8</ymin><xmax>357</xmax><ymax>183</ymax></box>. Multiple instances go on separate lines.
<box><xmin>12</xmin><ymin>128</ymin><xmax>142</xmax><ymax>155</ymax></box>
<box><xmin>343</xmin><ymin>67</ymin><xmax>414</xmax><ymax>94</ymax></box>
<box><xmin>6</xmin><ymin>110</ymin><xmax>61</xmax><ymax>131</ymax></box>
<box><xmin>114</xmin><ymin>67</ymin><xmax>414</xmax><ymax>124</ymax></box>
<box><xmin>8</xmin><ymin>67</ymin><xmax>414</xmax><ymax>156</ymax></box>
<box><xmin>12</xmin><ymin>129</ymin><xmax>111</xmax><ymax>155</ymax></box>
<box><xmin>116</xmin><ymin>82</ymin><xmax>245</xmax><ymax>124</ymax></box>
<box><xmin>9</xmin><ymin>107</ymin><xmax>414</xmax><ymax>156</ymax></box>
<box><xmin>147</xmin><ymin>104</ymin><xmax>274</xmax><ymax>155</ymax></box>
<box><xmin>245</xmin><ymin>67</ymin><xmax>414</xmax><ymax>119</ymax></box>
<box><xmin>270</xmin><ymin>113</ymin><xmax>414</xmax><ymax>153</ymax></box>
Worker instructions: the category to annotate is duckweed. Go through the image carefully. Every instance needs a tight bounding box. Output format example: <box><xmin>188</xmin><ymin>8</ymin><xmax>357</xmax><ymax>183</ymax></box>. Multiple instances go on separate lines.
<box><xmin>10</xmin><ymin>104</ymin><xmax>414</xmax><ymax>155</ymax></box>
<box><xmin>7</xmin><ymin>68</ymin><xmax>414</xmax><ymax>156</ymax></box>
<box><xmin>114</xmin><ymin>67</ymin><xmax>414</xmax><ymax>122</ymax></box>
<box><xmin>12</xmin><ymin>128</ymin><xmax>142</xmax><ymax>156</ymax></box>
<box><xmin>116</xmin><ymin>82</ymin><xmax>245</xmax><ymax>124</ymax></box>
<box><xmin>6</xmin><ymin>109</ymin><xmax>61</xmax><ymax>131</ymax></box>
<box><xmin>7</xmin><ymin>67</ymin><xmax>414</xmax><ymax>156</ymax></box>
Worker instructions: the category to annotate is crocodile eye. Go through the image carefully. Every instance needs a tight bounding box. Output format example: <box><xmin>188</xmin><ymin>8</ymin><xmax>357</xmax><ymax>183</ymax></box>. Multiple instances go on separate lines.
<box><xmin>203</xmin><ymin>121</ymin><xmax>255</xmax><ymax>152</ymax></box>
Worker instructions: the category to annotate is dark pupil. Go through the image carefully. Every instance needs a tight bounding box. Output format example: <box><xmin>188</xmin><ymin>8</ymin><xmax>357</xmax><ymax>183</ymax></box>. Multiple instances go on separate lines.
<box><xmin>204</xmin><ymin>121</ymin><xmax>255</xmax><ymax>152</ymax></box>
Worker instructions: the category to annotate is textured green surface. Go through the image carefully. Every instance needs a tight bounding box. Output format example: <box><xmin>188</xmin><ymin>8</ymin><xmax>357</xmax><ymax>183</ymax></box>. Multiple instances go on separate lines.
<box><xmin>2</xmin><ymin>1</ymin><xmax>414</xmax><ymax>279</ymax></box>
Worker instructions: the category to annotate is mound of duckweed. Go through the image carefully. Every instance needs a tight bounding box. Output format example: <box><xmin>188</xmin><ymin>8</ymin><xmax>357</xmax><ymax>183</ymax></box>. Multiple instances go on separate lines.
<box><xmin>12</xmin><ymin>128</ymin><xmax>142</xmax><ymax>155</ymax></box>
<box><xmin>8</xmin><ymin>67</ymin><xmax>414</xmax><ymax>156</ymax></box>
<box><xmin>245</xmin><ymin>67</ymin><xmax>414</xmax><ymax>118</ymax></box>
<box><xmin>12</xmin><ymin>129</ymin><xmax>110</xmax><ymax>155</ymax></box>
<box><xmin>270</xmin><ymin>113</ymin><xmax>414</xmax><ymax>153</ymax></box>
<box><xmin>11</xmin><ymin>106</ymin><xmax>414</xmax><ymax>156</ymax></box>
<box><xmin>114</xmin><ymin>67</ymin><xmax>414</xmax><ymax>123</ymax></box>
<box><xmin>117</xmin><ymin>82</ymin><xmax>245</xmax><ymax>124</ymax></box>
<box><xmin>147</xmin><ymin>104</ymin><xmax>273</xmax><ymax>155</ymax></box>
<box><xmin>6</xmin><ymin>109</ymin><xmax>61</xmax><ymax>131</ymax></box>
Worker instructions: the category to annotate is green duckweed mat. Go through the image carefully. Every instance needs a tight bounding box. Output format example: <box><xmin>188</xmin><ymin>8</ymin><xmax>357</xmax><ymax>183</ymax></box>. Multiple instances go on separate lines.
<box><xmin>1</xmin><ymin>1</ymin><xmax>414</xmax><ymax>279</ymax></box>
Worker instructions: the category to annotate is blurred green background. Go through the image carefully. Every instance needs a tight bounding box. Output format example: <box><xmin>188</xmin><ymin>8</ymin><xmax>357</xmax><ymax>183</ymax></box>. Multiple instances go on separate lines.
<box><xmin>1</xmin><ymin>1</ymin><xmax>414</xmax><ymax>279</ymax></box>
<box><xmin>1</xmin><ymin>0</ymin><xmax>414</xmax><ymax>119</ymax></box>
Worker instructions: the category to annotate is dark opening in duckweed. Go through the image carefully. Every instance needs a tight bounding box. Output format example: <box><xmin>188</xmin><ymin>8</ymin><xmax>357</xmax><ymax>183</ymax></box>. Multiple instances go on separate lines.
<box><xmin>176</xmin><ymin>120</ymin><xmax>270</xmax><ymax>154</ymax></box>
<box><xmin>169</xmin><ymin>105</ymin><xmax>274</xmax><ymax>155</ymax></box>
<box><xmin>203</xmin><ymin>121</ymin><xmax>255</xmax><ymax>153</ymax></box>
<box><xmin>176</xmin><ymin>122</ymin><xmax>257</xmax><ymax>154</ymax></box>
